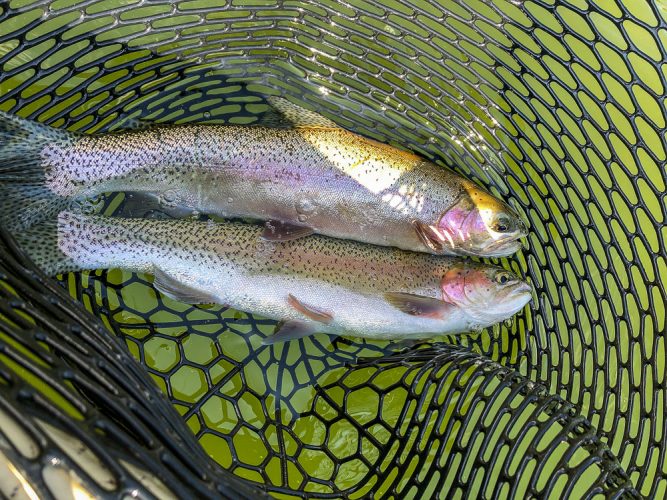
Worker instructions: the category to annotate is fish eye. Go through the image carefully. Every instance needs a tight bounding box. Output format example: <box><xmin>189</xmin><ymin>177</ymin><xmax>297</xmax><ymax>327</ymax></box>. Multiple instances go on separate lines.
<box><xmin>494</xmin><ymin>272</ymin><xmax>511</xmax><ymax>285</ymax></box>
<box><xmin>493</xmin><ymin>215</ymin><xmax>511</xmax><ymax>233</ymax></box>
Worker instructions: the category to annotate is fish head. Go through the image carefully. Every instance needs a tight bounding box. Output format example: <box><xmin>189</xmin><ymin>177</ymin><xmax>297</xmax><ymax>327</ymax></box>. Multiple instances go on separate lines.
<box><xmin>418</xmin><ymin>183</ymin><xmax>527</xmax><ymax>257</ymax></box>
<box><xmin>441</xmin><ymin>262</ymin><xmax>532</xmax><ymax>326</ymax></box>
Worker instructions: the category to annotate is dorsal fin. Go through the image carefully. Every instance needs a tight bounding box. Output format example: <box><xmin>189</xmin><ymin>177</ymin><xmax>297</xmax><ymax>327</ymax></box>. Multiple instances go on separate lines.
<box><xmin>263</xmin><ymin>97</ymin><xmax>340</xmax><ymax>129</ymax></box>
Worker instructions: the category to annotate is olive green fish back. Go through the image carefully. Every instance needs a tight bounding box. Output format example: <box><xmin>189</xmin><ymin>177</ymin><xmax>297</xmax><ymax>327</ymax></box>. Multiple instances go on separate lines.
<box><xmin>0</xmin><ymin>0</ymin><xmax>663</xmax><ymax>497</ymax></box>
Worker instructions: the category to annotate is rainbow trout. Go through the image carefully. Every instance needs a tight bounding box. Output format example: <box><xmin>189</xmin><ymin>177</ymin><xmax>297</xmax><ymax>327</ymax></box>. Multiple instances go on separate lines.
<box><xmin>0</xmin><ymin>98</ymin><xmax>526</xmax><ymax>257</ymax></box>
<box><xmin>20</xmin><ymin>212</ymin><xmax>532</xmax><ymax>343</ymax></box>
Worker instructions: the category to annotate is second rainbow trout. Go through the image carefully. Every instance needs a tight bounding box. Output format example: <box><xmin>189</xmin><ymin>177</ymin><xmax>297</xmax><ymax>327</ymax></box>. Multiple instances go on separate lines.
<box><xmin>20</xmin><ymin>211</ymin><xmax>532</xmax><ymax>343</ymax></box>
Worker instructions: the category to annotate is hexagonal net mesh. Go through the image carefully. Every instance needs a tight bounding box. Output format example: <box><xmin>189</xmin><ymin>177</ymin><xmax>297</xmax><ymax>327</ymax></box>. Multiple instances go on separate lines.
<box><xmin>0</xmin><ymin>222</ymin><xmax>267</xmax><ymax>498</ymax></box>
<box><xmin>0</xmin><ymin>0</ymin><xmax>663</xmax><ymax>497</ymax></box>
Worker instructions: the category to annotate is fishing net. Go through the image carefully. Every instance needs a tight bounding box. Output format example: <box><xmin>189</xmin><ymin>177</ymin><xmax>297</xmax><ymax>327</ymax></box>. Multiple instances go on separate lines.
<box><xmin>0</xmin><ymin>0</ymin><xmax>661</xmax><ymax>497</ymax></box>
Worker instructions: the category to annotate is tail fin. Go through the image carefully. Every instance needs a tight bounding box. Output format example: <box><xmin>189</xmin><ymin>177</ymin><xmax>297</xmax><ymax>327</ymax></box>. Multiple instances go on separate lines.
<box><xmin>0</xmin><ymin>111</ymin><xmax>75</xmax><ymax>232</ymax></box>
<box><xmin>13</xmin><ymin>216</ymin><xmax>79</xmax><ymax>276</ymax></box>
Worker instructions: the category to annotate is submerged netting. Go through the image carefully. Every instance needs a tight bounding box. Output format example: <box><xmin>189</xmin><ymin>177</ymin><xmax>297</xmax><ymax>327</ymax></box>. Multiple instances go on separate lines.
<box><xmin>0</xmin><ymin>0</ymin><xmax>663</xmax><ymax>497</ymax></box>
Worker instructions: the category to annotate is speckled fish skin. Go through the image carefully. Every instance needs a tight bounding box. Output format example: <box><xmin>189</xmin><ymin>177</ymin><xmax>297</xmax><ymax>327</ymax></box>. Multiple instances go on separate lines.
<box><xmin>0</xmin><ymin>100</ymin><xmax>526</xmax><ymax>257</ymax></box>
<box><xmin>21</xmin><ymin>211</ymin><xmax>532</xmax><ymax>341</ymax></box>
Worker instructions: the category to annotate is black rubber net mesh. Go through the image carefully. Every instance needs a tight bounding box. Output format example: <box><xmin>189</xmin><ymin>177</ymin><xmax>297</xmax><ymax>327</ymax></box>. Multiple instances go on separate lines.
<box><xmin>0</xmin><ymin>0</ymin><xmax>662</xmax><ymax>498</ymax></box>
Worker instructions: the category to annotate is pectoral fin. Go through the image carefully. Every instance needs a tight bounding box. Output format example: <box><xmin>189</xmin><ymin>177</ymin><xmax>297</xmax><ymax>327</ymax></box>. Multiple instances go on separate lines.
<box><xmin>261</xmin><ymin>220</ymin><xmax>314</xmax><ymax>242</ymax></box>
<box><xmin>263</xmin><ymin>320</ymin><xmax>316</xmax><ymax>344</ymax></box>
<box><xmin>384</xmin><ymin>292</ymin><xmax>455</xmax><ymax>318</ymax></box>
<box><xmin>153</xmin><ymin>269</ymin><xmax>219</xmax><ymax>305</ymax></box>
<box><xmin>412</xmin><ymin>220</ymin><xmax>444</xmax><ymax>253</ymax></box>
<box><xmin>287</xmin><ymin>294</ymin><xmax>333</xmax><ymax>323</ymax></box>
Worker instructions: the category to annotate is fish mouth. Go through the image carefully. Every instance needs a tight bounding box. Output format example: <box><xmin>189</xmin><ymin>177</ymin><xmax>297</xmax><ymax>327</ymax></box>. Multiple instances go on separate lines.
<box><xmin>483</xmin><ymin>237</ymin><xmax>523</xmax><ymax>256</ymax></box>
<box><xmin>511</xmin><ymin>281</ymin><xmax>533</xmax><ymax>296</ymax></box>
<box><xmin>506</xmin><ymin>282</ymin><xmax>533</xmax><ymax>306</ymax></box>
<box><xmin>439</xmin><ymin>238</ymin><xmax>523</xmax><ymax>258</ymax></box>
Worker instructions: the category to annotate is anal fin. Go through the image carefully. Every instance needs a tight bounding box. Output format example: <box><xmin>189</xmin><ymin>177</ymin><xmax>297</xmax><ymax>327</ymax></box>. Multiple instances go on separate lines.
<box><xmin>261</xmin><ymin>220</ymin><xmax>314</xmax><ymax>242</ymax></box>
<box><xmin>263</xmin><ymin>320</ymin><xmax>315</xmax><ymax>345</ymax></box>
<box><xmin>153</xmin><ymin>268</ymin><xmax>219</xmax><ymax>305</ymax></box>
